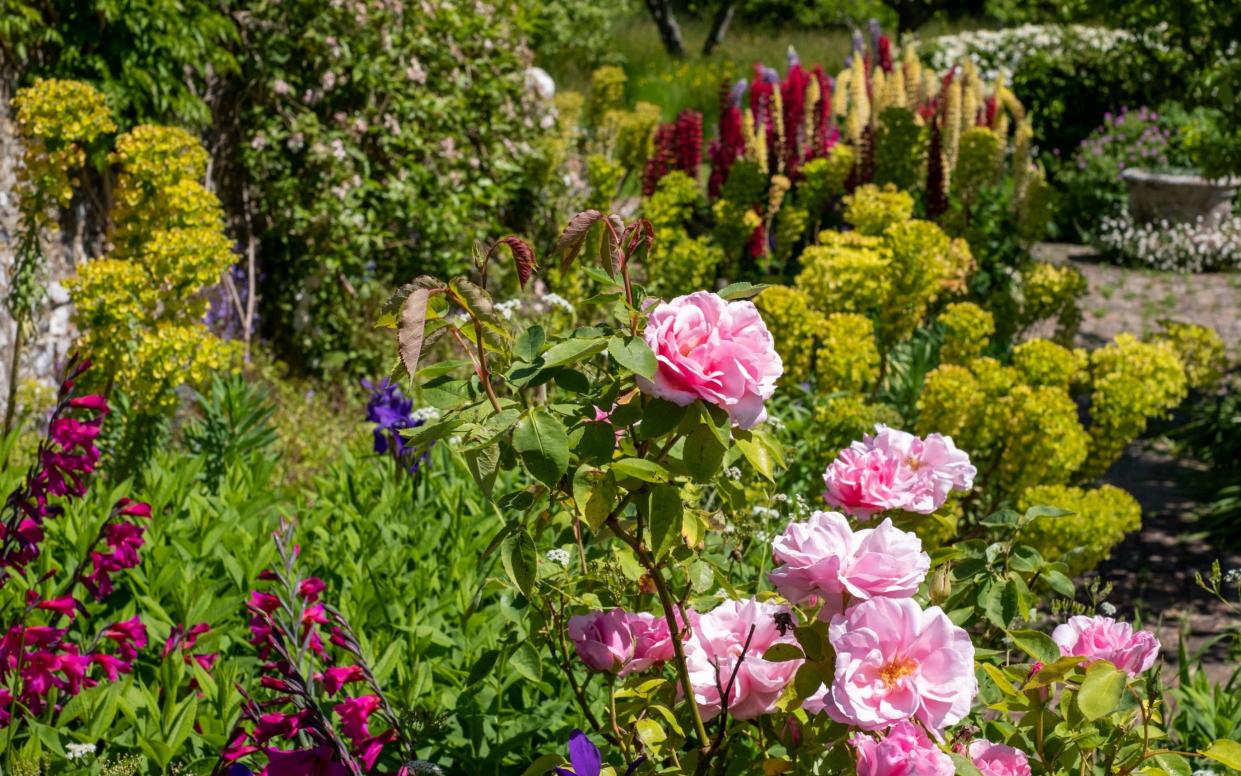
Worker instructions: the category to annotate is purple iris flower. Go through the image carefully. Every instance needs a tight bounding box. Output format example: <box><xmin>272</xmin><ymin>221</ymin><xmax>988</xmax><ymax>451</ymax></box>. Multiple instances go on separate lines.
<box><xmin>553</xmin><ymin>731</ymin><xmax>644</xmax><ymax>776</ymax></box>
<box><xmin>729</xmin><ymin>79</ymin><xmax>749</xmax><ymax>108</ymax></box>
<box><xmin>361</xmin><ymin>378</ymin><xmax>428</xmax><ymax>472</ymax></box>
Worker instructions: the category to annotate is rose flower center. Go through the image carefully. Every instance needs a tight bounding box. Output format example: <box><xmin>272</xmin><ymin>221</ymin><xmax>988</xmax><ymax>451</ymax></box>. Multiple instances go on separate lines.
<box><xmin>879</xmin><ymin>657</ymin><xmax>918</xmax><ymax>688</ymax></box>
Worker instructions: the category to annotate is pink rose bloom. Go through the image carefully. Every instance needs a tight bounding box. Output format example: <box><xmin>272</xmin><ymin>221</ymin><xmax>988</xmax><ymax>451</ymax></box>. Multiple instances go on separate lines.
<box><xmin>1051</xmin><ymin>615</ymin><xmax>1160</xmax><ymax>676</ymax></box>
<box><xmin>638</xmin><ymin>291</ymin><xmax>782</xmax><ymax>430</ymax></box>
<box><xmin>969</xmin><ymin>740</ymin><xmax>1033</xmax><ymax>776</ymax></box>
<box><xmin>851</xmin><ymin>720</ymin><xmax>954</xmax><ymax>776</ymax></box>
<box><xmin>824</xmin><ymin>426</ymin><xmax>975</xmax><ymax>519</ymax></box>
<box><xmin>567</xmin><ymin>609</ymin><xmax>675</xmax><ymax>676</ymax></box>
<box><xmin>684</xmin><ymin>598</ymin><xmax>802</xmax><ymax>720</ymax></box>
<box><xmin>769</xmin><ymin>513</ymin><xmax>929</xmax><ymax>618</ymax></box>
<box><xmin>818</xmin><ymin>597</ymin><xmax>976</xmax><ymax>733</ymax></box>
<box><xmin>768</xmin><ymin>511</ymin><xmax>852</xmax><ymax>611</ymax></box>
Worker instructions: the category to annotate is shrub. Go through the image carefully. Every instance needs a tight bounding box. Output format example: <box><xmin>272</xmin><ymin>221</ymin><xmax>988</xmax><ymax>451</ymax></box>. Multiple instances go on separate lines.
<box><xmin>1153</xmin><ymin>320</ymin><xmax>1227</xmax><ymax>390</ymax></box>
<box><xmin>237</xmin><ymin>0</ymin><xmax>551</xmax><ymax>372</ymax></box>
<box><xmin>795</xmin><ymin>232</ymin><xmax>893</xmax><ymax>314</ymax></box>
<box><xmin>1016</xmin><ymin>261</ymin><xmax>1087</xmax><ymax>344</ymax></box>
<box><xmin>755</xmin><ymin>286</ymin><xmax>824</xmax><ymax>386</ymax></box>
<box><xmin>1011</xmin><ymin>338</ymin><xmax>1089</xmax><ymax>389</ymax></box>
<box><xmin>842</xmin><ymin>183</ymin><xmax>914</xmax><ymax>236</ymax></box>
<box><xmin>642</xmin><ymin>171</ymin><xmax>724</xmax><ymax>297</ymax></box>
<box><xmin>815</xmin><ymin>313</ymin><xmax>881</xmax><ymax>393</ymax></box>
<box><xmin>939</xmin><ymin>301</ymin><xmax>995</xmax><ymax>364</ymax></box>
<box><xmin>1019</xmin><ymin>484</ymin><xmax>1142</xmax><ymax>575</ymax></box>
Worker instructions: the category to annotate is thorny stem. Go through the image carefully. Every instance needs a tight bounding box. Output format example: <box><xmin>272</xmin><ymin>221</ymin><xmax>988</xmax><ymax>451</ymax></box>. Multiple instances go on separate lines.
<box><xmin>605</xmin><ymin>514</ymin><xmax>712</xmax><ymax>756</ymax></box>
<box><xmin>551</xmin><ymin>593</ymin><xmax>613</xmax><ymax>743</ymax></box>
<box><xmin>702</xmin><ymin>625</ymin><xmax>757</xmax><ymax>775</ymax></box>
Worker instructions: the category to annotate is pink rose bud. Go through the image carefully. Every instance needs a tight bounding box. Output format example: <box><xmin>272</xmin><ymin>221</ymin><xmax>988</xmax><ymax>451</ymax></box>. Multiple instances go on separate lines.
<box><xmin>638</xmin><ymin>291</ymin><xmax>782</xmax><ymax>430</ymax></box>
<box><xmin>567</xmin><ymin>609</ymin><xmax>675</xmax><ymax>676</ymax></box>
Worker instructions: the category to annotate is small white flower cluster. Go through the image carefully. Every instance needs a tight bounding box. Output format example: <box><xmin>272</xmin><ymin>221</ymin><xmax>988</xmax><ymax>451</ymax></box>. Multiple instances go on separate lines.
<box><xmin>1224</xmin><ymin>568</ymin><xmax>1241</xmax><ymax>586</ymax></box>
<box><xmin>410</xmin><ymin>406</ymin><xmax>441</xmax><ymax>423</ymax></box>
<box><xmin>1097</xmin><ymin>210</ymin><xmax>1241</xmax><ymax>273</ymax></box>
<box><xmin>542</xmin><ymin>292</ymin><xmax>575</xmax><ymax>314</ymax></box>
<box><xmin>66</xmin><ymin>743</ymin><xmax>97</xmax><ymax>761</ymax></box>
<box><xmin>546</xmin><ymin>548</ymin><xmax>572</xmax><ymax>567</ymax></box>
<box><xmin>923</xmin><ymin>24</ymin><xmax>1136</xmax><ymax>81</ymax></box>
<box><xmin>751</xmin><ymin>506</ymin><xmax>781</xmax><ymax>520</ymax></box>
<box><xmin>1099</xmin><ymin>601</ymin><xmax>1117</xmax><ymax>617</ymax></box>
<box><xmin>495</xmin><ymin>299</ymin><xmax>522</xmax><ymax>320</ymax></box>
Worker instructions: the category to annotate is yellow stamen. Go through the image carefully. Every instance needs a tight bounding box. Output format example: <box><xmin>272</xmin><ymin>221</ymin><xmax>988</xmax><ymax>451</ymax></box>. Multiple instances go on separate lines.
<box><xmin>879</xmin><ymin>658</ymin><xmax>917</xmax><ymax>688</ymax></box>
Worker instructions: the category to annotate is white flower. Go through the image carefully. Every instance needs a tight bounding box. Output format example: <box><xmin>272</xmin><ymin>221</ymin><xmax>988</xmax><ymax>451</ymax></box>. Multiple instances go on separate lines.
<box><xmin>545</xmin><ymin>548</ymin><xmax>571</xmax><ymax>567</ymax></box>
<box><xmin>66</xmin><ymin>743</ymin><xmax>96</xmax><ymax>761</ymax></box>
<box><xmin>411</xmin><ymin>407</ymin><xmax>441</xmax><ymax>423</ymax></box>
<box><xmin>1099</xmin><ymin>601</ymin><xmax>1117</xmax><ymax>617</ymax></box>
<box><xmin>542</xmin><ymin>293</ymin><xmax>575</xmax><ymax>314</ymax></box>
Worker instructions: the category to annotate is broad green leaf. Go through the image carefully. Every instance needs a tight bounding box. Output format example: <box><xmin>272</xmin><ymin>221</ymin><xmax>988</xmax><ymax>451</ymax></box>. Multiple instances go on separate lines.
<box><xmin>464</xmin><ymin>444</ymin><xmax>500</xmax><ymax>498</ymax></box>
<box><xmin>762</xmin><ymin>643</ymin><xmax>805</xmax><ymax>662</ymax></box>
<box><xmin>501</xmin><ymin>530</ymin><xmax>538</xmax><ymax>598</ymax></box>
<box><xmin>509</xmin><ymin>642</ymin><xmax>543</xmax><ymax>682</ymax></box>
<box><xmin>519</xmin><ymin>753</ymin><xmax>567</xmax><ymax>776</ymax></box>
<box><xmin>398</xmin><ymin>287</ymin><xmax>431</xmax><ymax>379</ymax></box>
<box><xmin>794</xmin><ymin>626</ymin><xmax>826</xmax><ymax>661</ymax></box>
<box><xmin>1201</xmin><ymin>739</ymin><xmax>1241</xmax><ymax>770</ymax></box>
<box><xmin>1007</xmin><ymin>629</ymin><xmax>1061</xmax><ymax>665</ymax></box>
<box><xmin>717</xmin><ymin>281</ymin><xmax>771</xmax><ymax>300</ymax></box>
<box><xmin>1022</xmin><ymin>504</ymin><xmax>1074</xmax><ymax>525</ymax></box>
<box><xmin>1077</xmin><ymin>660</ymin><xmax>1126</xmax><ymax>721</ymax></box>
<box><xmin>467</xmin><ymin>649</ymin><xmax>500</xmax><ymax>685</ymax></box>
<box><xmin>1043</xmin><ymin>569</ymin><xmax>1076</xmax><ymax>598</ymax></box>
<box><xmin>1147</xmin><ymin>752</ymin><xmax>1192</xmax><ymax>776</ymax></box>
<box><xmin>541</xmin><ymin>337</ymin><xmax>608</xmax><ymax>368</ymax></box>
<box><xmin>644</xmin><ymin>485</ymin><xmax>683</xmax><ymax>558</ymax></box>
<box><xmin>635</xmin><ymin>718</ymin><xmax>666</xmax><ymax>748</ymax></box>
<box><xmin>612</xmin><ymin>457</ymin><xmax>670</xmax><ymax>483</ymax></box>
<box><xmin>608</xmin><ymin>335</ymin><xmax>657</xmax><ymax>379</ymax></box>
<box><xmin>514</xmin><ymin>325</ymin><xmax>545</xmax><ymax>363</ymax></box>
<box><xmin>638</xmin><ymin>399</ymin><xmax>689</xmax><ymax>441</ymax></box>
<box><xmin>513</xmin><ymin>408</ymin><xmax>570</xmax><ymax>486</ymax></box>
<box><xmin>734</xmin><ymin>431</ymin><xmax>775</xmax><ymax>481</ymax></box>
<box><xmin>682</xmin><ymin>423</ymin><xmax>726</xmax><ymax>482</ymax></box>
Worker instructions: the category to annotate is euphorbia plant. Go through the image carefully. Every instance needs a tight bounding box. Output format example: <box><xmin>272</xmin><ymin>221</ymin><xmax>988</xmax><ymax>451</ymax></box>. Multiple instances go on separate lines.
<box><xmin>383</xmin><ymin>213</ymin><xmax>1241</xmax><ymax>775</ymax></box>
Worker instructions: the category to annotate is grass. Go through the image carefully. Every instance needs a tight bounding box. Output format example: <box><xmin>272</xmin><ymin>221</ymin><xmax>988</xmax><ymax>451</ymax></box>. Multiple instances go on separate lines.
<box><xmin>547</xmin><ymin>13</ymin><xmax>986</xmax><ymax>125</ymax></box>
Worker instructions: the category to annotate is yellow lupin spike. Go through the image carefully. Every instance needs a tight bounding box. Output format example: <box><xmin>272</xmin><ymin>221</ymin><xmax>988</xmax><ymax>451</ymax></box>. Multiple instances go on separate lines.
<box><xmin>1011</xmin><ymin>116</ymin><xmax>1034</xmax><ymax>205</ymax></box>
<box><xmin>888</xmin><ymin>66</ymin><xmax>907</xmax><ymax>110</ymax></box>
<box><xmin>833</xmin><ymin>69</ymin><xmax>851</xmax><ymax>118</ymax></box>
<box><xmin>772</xmin><ymin>88</ymin><xmax>786</xmax><ymax>173</ymax></box>
<box><xmin>805</xmin><ymin>76</ymin><xmax>821</xmax><ymax>144</ymax></box>
<box><xmin>944</xmin><ymin>74</ymin><xmax>963</xmax><ymax>170</ymax></box>
<box><xmin>871</xmin><ymin>66</ymin><xmax>889</xmax><ymax>117</ymax></box>
<box><xmin>903</xmin><ymin>45</ymin><xmax>922</xmax><ymax>106</ymax></box>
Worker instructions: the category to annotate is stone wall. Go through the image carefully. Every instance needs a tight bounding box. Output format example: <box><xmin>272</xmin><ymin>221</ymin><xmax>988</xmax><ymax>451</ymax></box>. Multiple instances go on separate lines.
<box><xmin>0</xmin><ymin>77</ymin><xmax>85</xmax><ymax>414</ymax></box>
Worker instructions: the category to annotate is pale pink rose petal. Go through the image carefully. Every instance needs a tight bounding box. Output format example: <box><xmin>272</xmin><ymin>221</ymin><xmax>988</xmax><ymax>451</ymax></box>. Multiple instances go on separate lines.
<box><xmin>969</xmin><ymin>740</ymin><xmax>1033</xmax><ymax>776</ymax></box>
<box><xmin>1051</xmin><ymin>615</ymin><xmax>1160</xmax><ymax>676</ymax></box>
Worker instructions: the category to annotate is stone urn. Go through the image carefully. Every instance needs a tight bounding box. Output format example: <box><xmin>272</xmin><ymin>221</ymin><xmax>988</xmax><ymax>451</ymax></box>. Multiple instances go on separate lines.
<box><xmin>1121</xmin><ymin>168</ymin><xmax>1238</xmax><ymax>227</ymax></box>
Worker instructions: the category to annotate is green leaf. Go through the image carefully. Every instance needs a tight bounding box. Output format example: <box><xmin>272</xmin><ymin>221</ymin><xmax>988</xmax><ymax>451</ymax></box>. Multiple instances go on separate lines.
<box><xmin>1077</xmin><ymin>660</ymin><xmax>1126</xmax><ymax>721</ymax></box>
<box><xmin>514</xmin><ymin>325</ymin><xmax>545</xmax><ymax>363</ymax></box>
<box><xmin>464</xmin><ymin>444</ymin><xmax>500</xmax><ymax>498</ymax></box>
<box><xmin>509</xmin><ymin>642</ymin><xmax>543</xmax><ymax>682</ymax></box>
<box><xmin>541</xmin><ymin>337</ymin><xmax>608</xmax><ymax>368</ymax></box>
<box><xmin>398</xmin><ymin>287</ymin><xmax>431</xmax><ymax>379</ymax></box>
<box><xmin>519</xmin><ymin>753</ymin><xmax>567</xmax><ymax>776</ymax></box>
<box><xmin>573</xmin><ymin>467</ymin><xmax>617</xmax><ymax>531</ymax></box>
<box><xmin>687</xmin><ymin>559</ymin><xmax>714</xmax><ymax>593</ymax></box>
<box><xmin>1007</xmin><ymin>629</ymin><xmax>1062</xmax><ymax>665</ymax></box>
<box><xmin>793</xmin><ymin>626</ymin><xmax>826</xmax><ymax>661</ymax></box>
<box><xmin>762</xmin><ymin>643</ymin><xmax>805</xmax><ymax>662</ymax></box>
<box><xmin>1043</xmin><ymin>568</ymin><xmax>1076</xmax><ymax>598</ymax></box>
<box><xmin>513</xmin><ymin>409</ymin><xmax>570</xmax><ymax>486</ymax></box>
<box><xmin>1200</xmin><ymin>739</ymin><xmax>1241</xmax><ymax>770</ymax></box>
<box><xmin>734</xmin><ymin>431</ymin><xmax>775</xmax><ymax>482</ymax></box>
<box><xmin>501</xmin><ymin>530</ymin><xmax>538</xmax><ymax>598</ymax></box>
<box><xmin>608</xmin><ymin>335</ymin><xmax>657</xmax><ymax>379</ymax></box>
<box><xmin>638</xmin><ymin>399</ymin><xmax>689</xmax><ymax>441</ymax></box>
<box><xmin>1022</xmin><ymin>504</ymin><xmax>1074</xmax><ymax>525</ymax></box>
<box><xmin>1147</xmin><ymin>752</ymin><xmax>1192</xmax><ymax>776</ymax></box>
<box><xmin>950</xmin><ymin>753</ymin><xmax>985</xmax><ymax>776</ymax></box>
<box><xmin>467</xmin><ymin>649</ymin><xmax>500</xmax><ymax>685</ymax></box>
<box><xmin>717</xmin><ymin>281</ymin><xmax>771</xmax><ymax>300</ymax></box>
<box><xmin>643</xmin><ymin>485</ymin><xmax>683</xmax><ymax>559</ymax></box>
<box><xmin>681</xmin><ymin>423</ymin><xmax>726</xmax><ymax>482</ymax></box>
<box><xmin>635</xmin><ymin>718</ymin><xmax>666</xmax><ymax>748</ymax></box>
<box><xmin>612</xmin><ymin>458</ymin><xmax>670</xmax><ymax>483</ymax></box>
<box><xmin>980</xmin><ymin>509</ymin><xmax>1021</xmax><ymax>528</ymax></box>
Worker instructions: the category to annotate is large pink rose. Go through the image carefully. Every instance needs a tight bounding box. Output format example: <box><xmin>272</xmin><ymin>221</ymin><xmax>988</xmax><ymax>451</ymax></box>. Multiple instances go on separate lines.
<box><xmin>768</xmin><ymin>513</ymin><xmax>928</xmax><ymax>618</ymax></box>
<box><xmin>684</xmin><ymin>598</ymin><xmax>802</xmax><ymax>720</ymax></box>
<box><xmin>969</xmin><ymin>740</ymin><xmax>1033</xmax><ymax>776</ymax></box>
<box><xmin>1051</xmin><ymin>615</ymin><xmax>1159</xmax><ymax>676</ymax></box>
<box><xmin>638</xmin><ymin>291</ymin><xmax>782</xmax><ymax>430</ymax></box>
<box><xmin>567</xmin><ymin>609</ymin><xmax>675</xmax><ymax>676</ymax></box>
<box><xmin>817</xmin><ymin>597</ymin><xmax>976</xmax><ymax>733</ymax></box>
<box><xmin>851</xmin><ymin>721</ymin><xmax>954</xmax><ymax>776</ymax></box>
<box><xmin>824</xmin><ymin>425</ymin><xmax>976</xmax><ymax>519</ymax></box>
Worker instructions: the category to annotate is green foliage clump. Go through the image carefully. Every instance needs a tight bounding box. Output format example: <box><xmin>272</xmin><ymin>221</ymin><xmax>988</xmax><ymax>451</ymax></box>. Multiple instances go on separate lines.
<box><xmin>880</xmin><ymin>219</ymin><xmax>955</xmax><ymax>342</ymax></box>
<box><xmin>815</xmin><ymin>313</ymin><xmax>880</xmax><ymax>393</ymax></box>
<box><xmin>772</xmin><ymin>205</ymin><xmax>809</xmax><ymax>266</ymax></box>
<box><xmin>1083</xmin><ymin>334</ymin><xmax>1189</xmax><ymax>479</ymax></box>
<box><xmin>585</xmin><ymin>153</ymin><xmax>625</xmax><ymax>211</ymax></box>
<box><xmin>874</xmin><ymin>107</ymin><xmax>927</xmax><ymax>191</ymax></box>
<box><xmin>643</xmin><ymin>171</ymin><xmax>723</xmax><ymax>297</ymax></box>
<box><xmin>1019</xmin><ymin>484</ymin><xmax>1142</xmax><ymax>576</ymax></box>
<box><xmin>1017</xmin><ymin>261</ymin><xmax>1087</xmax><ymax>344</ymax></box>
<box><xmin>1153</xmin><ymin>320</ymin><xmax>1227</xmax><ymax>390</ymax></box>
<box><xmin>601</xmin><ymin>101</ymin><xmax>661</xmax><ymax>172</ymax></box>
<box><xmin>239</xmin><ymin>0</ymin><xmax>549</xmax><ymax>372</ymax></box>
<box><xmin>952</xmin><ymin>127</ymin><xmax>1003</xmax><ymax>207</ymax></box>
<box><xmin>756</xmin><ymin>286</ymin><xmax>823</xmax><ymax>385</ymax></box>
<box><xmin>1011</xmin><ymin>338</ymin><xmax>1088</xmax><ymax>389</ymax></box>
<box><xmin>67</xmin><ymin>120</ymin><xmax>239</xmax><ymax>418</ymax></box>
<box><xmin>796</xmin><ymin>232</ymin><xmax>892</xmax><ymax>314</ymax></box>
<box><xmin>586</xmin><ymin>65</ymin><xmax>628</xmax><ymax>128</ymax></box>
<box><xmin>798</xmin><ymin>146</ymin><xmax>854</xmax><ymax>219</ymax></box>
<box><xmin>842</xmin><ymin>183</ymin><xmax>915</xmax><ymax>236</ymax></box>
<box><xmin>807</xmin><ymin>393</ymin><xmax>903</xmax><ymax>463</ymax></box>
<box><xmin>939</xmin><ymin>302</ymin><xmax>995</xmax><ymax>364</ymax></box>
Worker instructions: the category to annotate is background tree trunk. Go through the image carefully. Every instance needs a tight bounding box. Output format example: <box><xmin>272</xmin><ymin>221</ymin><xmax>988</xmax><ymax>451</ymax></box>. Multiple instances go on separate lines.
<box><xmin>644</xmin><ymin>0</ymin><xmax>687</xmax><ymax>58</ymax></box>
<box><xmin>701</xmin><ymin>1</ymin><xmax>738</xmax><ymax>57</ymax></box>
